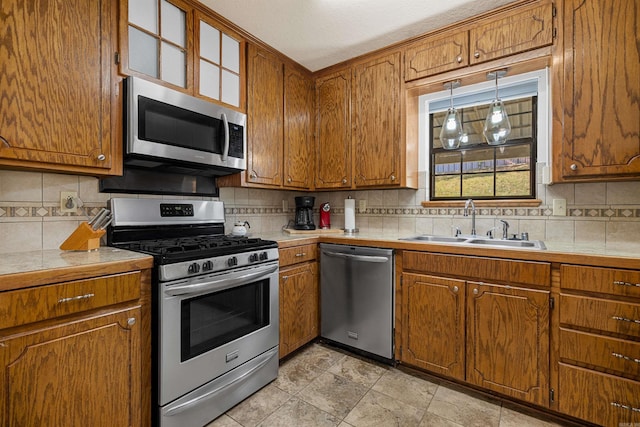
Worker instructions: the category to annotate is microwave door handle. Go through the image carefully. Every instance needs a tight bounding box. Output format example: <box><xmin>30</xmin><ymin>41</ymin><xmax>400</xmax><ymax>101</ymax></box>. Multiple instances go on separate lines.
<box><xmin>221</xmin><ymin>113</ymin><xmax>229</xmax><ymax>161</ymax></box>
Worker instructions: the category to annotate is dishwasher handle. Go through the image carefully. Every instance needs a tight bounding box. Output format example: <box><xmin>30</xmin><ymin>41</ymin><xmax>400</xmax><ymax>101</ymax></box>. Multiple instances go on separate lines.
<box><xmin>321</xmin><ymin>250</ymin><xmax>390</xmax><ymax>263</ymax></box>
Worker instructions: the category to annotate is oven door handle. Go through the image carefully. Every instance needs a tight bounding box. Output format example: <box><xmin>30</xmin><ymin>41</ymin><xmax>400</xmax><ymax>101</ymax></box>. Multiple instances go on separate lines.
<box><xmin>164</xmin><ymin>263</ymin><xmax>278</xmax><ymax>297</ymax></box>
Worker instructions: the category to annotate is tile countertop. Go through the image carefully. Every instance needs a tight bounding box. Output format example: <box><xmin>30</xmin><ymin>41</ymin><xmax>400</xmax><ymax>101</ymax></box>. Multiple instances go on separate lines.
<box><xmin>262</xmin><ymin>231</ymin><xmax>640</xmax><ymax>270</ymax></box>
<box><xmin>0</xmin><ymin>247</ymin><xmax>154</xmax><ymax>292</ymax></box>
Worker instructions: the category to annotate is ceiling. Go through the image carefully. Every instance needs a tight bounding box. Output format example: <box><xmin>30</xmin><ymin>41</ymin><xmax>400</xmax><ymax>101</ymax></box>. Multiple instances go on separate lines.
<box><xmin>200</xmin><ymin>0</ymin><xmax>518</xmax><ymax>72</ymax></box>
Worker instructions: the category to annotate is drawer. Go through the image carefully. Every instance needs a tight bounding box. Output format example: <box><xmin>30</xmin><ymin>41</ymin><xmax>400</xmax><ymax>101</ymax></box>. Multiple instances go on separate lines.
<box><xmin>402</xmin><ymin>251</ymin><xmax>550</xmax><ymax>287</ymax></box>
<box><xmin>279</xmin><ymin>244</ymin><xmax>317</xmax><ymax>267</ymax></box>
<box><xmin>561</xmin><ymin>264</ymin><xmax>640</xmax><ymax>298</ymax></box>
<box><xmin>0</xmin><ymin>272</ymin><xmax>141</xmax><ymax>330</ymax></box>
<box><xmin>559</xmin><ymin>328</ymin><xmax>640</xmax><ymax>379</ymax></box>
<box><xmin>560</xmin><ymin>294</ymin><xmax>640</xmax><ymax>339</ymax></box>
<box><xmin>559</xmin><ymin>363</ymin><xmax>640</xmax><ymax>426</ymax></box>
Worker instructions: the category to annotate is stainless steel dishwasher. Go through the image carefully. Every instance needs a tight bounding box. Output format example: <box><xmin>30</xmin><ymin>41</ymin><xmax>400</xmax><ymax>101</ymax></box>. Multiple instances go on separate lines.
<box><xmin>320</xmin><ymin>243</ymin><xmax>394</xmax><ymax>361</ymax></box>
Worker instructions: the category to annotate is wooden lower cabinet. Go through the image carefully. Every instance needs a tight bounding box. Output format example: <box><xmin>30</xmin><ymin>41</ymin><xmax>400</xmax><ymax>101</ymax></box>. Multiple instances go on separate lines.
<box><xmin>0</xmin><ymin>307</ymin><xmax>141</xmax><ymax>427</ymax></box>
<box><xmin>279</xmin><ymin>243</ymin><xmax>319</xmax><ymax>358</ymax></box>
<box><xmin>401</xmin><ymin>273</ymin><xmax>465</xmax><ymax>380</ymax></box>
<box><xmin>559</xmin><ymin>364</ymin><xmax>640</xmax><ymax>427</ymax></box>
<box><xmin>400</xmin><ymin>251</ymin><xmax>551</xmax><ymax>407</ymax></box>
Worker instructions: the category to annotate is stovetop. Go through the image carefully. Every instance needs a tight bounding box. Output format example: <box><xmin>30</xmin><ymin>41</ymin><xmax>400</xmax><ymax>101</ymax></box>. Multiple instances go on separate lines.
<box><xmin>114</xmin><ymin>234</ymin><xmax>278</xmax><ymax>264</ymax></box>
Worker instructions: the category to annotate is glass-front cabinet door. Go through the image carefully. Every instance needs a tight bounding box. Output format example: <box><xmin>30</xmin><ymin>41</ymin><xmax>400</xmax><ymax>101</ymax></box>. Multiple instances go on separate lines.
<box><xmin>126</xmin><ymin>0</ymin><xmax>191</xmax><ymax>88</ymax></box>
<box><xmin>122</xmin><ymin>0</ymin><xmax>245</xmax><ymax>110</ymax></box>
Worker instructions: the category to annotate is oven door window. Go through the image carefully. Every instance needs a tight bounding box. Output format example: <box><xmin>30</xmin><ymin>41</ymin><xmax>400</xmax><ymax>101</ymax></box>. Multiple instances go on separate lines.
<box><xmin>181</xmin><ymin>279</ymin><xmax>270</xmax><ymax>362</ymax></box>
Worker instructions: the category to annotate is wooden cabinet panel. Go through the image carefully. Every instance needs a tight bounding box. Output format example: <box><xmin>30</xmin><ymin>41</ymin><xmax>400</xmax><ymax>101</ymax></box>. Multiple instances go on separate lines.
<box><xmin>466</xmin><ymin>281</ymin><xmax>549</xmax><ymax>406</ymax></box>
<box><xmin>284</xmin><ymin>66</ymin><xmax>314</xmax><ymax>189</ymax></box>
<box><xmin>279</xmin><ymin>244</ymin><xmax>317</xmax><ymax>267</ymax></box>
<box><xmin>0</xmin><ymin>272</ymin><xmax>140</xmax><ymax>330</ymax></box>
<box><xmin>401</xmin><ymin>273</ymin><xmax>465</xmax><ymax>380</ymax></box>
<box><xmin>0</xmin><ymin>307</ymin><xmax>141</xmax><ymax>427</ymax></box>
<box><xmin>560</xmin><ymin>294</ymin><xmax>640</xmax><ymax>339</ymax></box>
<box><xmin>279</xmin><ymin>262</ymin><xmax>319</xmax><ymax>358</ymax></box>
<box><xmin>402</xmin><ymin>251</ymin><xmax>550</xmax><ymax>287</ymax></box>
<box><xmin>559</xmin><ymin>363</ymin><xmax>640</xmax><ymax>426</ymax></box>
<box><xmin>559</xmin><ymin>328</ymin><xmax>640</xmax><ymax>379</ymax></box>
<box><xmin>555</xmin><ymin>0</ymin><xmax>640</xmax><ymax>180</ymax></box>
<box><xmin>469</xmin><ymin>1</ymin><xmax>554</xmax><ymax>65</ymax></box>
<box><xmin>246</xmin><ymin>44</ymin><xmax>283</xmax><ymax>186</ymax></box>
<box><xmin>561</xmin><ymin>264</ymin><xmax>640</xmax><ymax>299</ymax></box>
<box><xmin>353</xmin><ymin>52</ymin><xmax>402</xmax><ymax>187</ymax></box>
<box><xmin>404</xmin><ymin>31</ymin><xmax>468</xmax><ymax>81</ymax></box>
<box><xmin>0</xmin><ymin>0</ymin><xmax>117</xmax><ymax>174</ymax></box>
<box><xmin>315</xmin><ymin>69</ymin><xmax>352</xmax><ymax>189</ymax></box>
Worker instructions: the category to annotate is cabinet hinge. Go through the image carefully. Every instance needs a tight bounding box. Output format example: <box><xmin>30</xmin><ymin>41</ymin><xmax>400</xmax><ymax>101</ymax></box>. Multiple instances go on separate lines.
<box><xmin>549</xmin><ymin>296</ymin><xmax>555</xmax><ymax>310</ymax></box>
<box><xmin>552</xmin><ymin>4</ymin><xmax>557</xmax><ymax>17</ymax></box>
<box><xmin>114</xmin><ymin>52</ymin><xmax>120</xmax><ymax>65</ymax></box>
<box><xmin>552</xmin><ymin>27</ymin><xmax>557</xmax><ymax>39</ymax></box>
<box><xmin>550</xmin><ymin>388</ymin><xmax>555</xmax><ymax>403</ymax></box>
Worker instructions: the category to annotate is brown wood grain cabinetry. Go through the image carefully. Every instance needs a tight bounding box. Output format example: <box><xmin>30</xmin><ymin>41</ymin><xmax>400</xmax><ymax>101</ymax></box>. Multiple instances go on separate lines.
<box><xmin>0</xmin><ymin>270</ymin><xmax>151</xmax><ymax>426</ymax></box>
<box><xmin>279</xmin><ymin>243</ymin><xmax>319</xmax><ymax>358</ymax></box>
<box><xmin>403</xmin><ymin>0</ymin><xmax>554</xmax><ymax>81</ymax></box>
<box><xmin>0</xmin><ymin>0</ymin><xmax>119</xmax><ymax>175</ymax></box>
<box><xmin>352</xmin><ymin>52</ymin><xmax>403</xmax><ymax>187</ymax></box>
<box><xmin>400</xmin><ymin>251</ymin><xmax>550</xmax><ymax>406</ymax></box>
<box><xmin>284</xmin><ymin>66</ymin><xmax>315</xmax><ymax>189</ymax></box>
<box><xmin>316</xmin><ymin>68</ymin><xmax>352</xmax><ymax>189</ymax></box>
<box><xmin>553</xmin><ymin>0</ymin><xmax>640</xmax><ymax>181</ymax></box>
<box><xmin>558</xmin><ymin>264</ymin><xmax>640</xmax><ymax>425</ymax></box>
<box><xmin>246</xmin><ymin>44</ymin><xmax>284</xmax><ymax>186</ymax></box>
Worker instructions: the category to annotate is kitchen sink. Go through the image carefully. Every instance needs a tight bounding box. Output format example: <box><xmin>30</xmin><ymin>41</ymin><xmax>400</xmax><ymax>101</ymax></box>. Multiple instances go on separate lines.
<box><xmin>400</xmin><ymin>234</ymin><xmax>546</xmax><ymax>250</ymax></box>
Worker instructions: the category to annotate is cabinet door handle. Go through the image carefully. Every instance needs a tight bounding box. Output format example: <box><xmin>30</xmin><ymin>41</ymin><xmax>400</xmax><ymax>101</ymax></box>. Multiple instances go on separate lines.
<box><xmin>342</xmin><ymin>178</ymin><xmax>348</xmax><ymax>184</ymax></box>
<box><xmin>610</xmin><ymin>402</ymin><xmax>640</xmax><ymax>413</ymax></box>
<box><xmin>97</xmin><ymin>154</ymin><xmax>106</xmax><ymax>161</ymax></box>
<box><xmin>295</xmin><ymin>253</ymin><xmax>306</xmax><ymax>257</ymax></box>
<box><xmin>474</xmin><ymin>51</ymin><xmax>480</xmax><ymax>58</ymax></box>
<box><xmin>452</xmin><ymin>286</ymin><xmax>459</xmax><ymax>293</ymax></box>
<box><xmin>473</xmin><ymin>288</ymin><xmax>479</xmax><ymax>295</ymax></box>
<box><xmin>58</xmin><ymin>293</ymin><xmax>95</xmax><ymax>304</ymax></box>
<box><xmin>127</xmin><ymin>317</ymin><xmax>136</xmax><ymax>326</ymax></box>
<box><xmin>570</xmin><ymin>163</ymin><xmax>578</xmax><ymax>171</ymax></box>
<box><xmin>611</xmin><ymin>352</ymin><xmax>640</xmax><ymax>364</ymax></box>
<box><xmin>456</xmin><ymin>56</ymin><xmax>462</xmax><ymax>63</ymax></box>
<box><xmin>612</xmin><ymin>315</ymin><xmax>640</xmax><ymax>325</ymax></box>
<box><xmin>249</xmin><ymin>172</ymin><xmax>257</xmax><ymax>179</ymax></box>
<box><xmin>614</xmin><ymin>280</ymin><xmax>640</xmax><ymax>288</ymax></box>
<box><xmin>390</xmin><ymin>175</ymin><xmax>396</xmax><ymax>181</ymax></box>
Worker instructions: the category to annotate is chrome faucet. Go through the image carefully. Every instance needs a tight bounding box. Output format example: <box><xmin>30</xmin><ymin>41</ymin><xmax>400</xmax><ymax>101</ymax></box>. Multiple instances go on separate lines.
<box><xmin>463</xmin><ymin>199</ymin><xmax>477</xmax><ymax>236</ymax></box>
<box><xmin>499</xmin><ymin>219</ymin><xmax>510</xmax><ymax>239</ymax></box>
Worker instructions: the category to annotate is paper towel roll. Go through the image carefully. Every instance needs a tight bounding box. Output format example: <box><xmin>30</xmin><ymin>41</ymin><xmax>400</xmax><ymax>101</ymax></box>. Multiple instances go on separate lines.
<box><xmin>344</xmin><ymin>198</ymin><xmax>356</xmax><ymax>231</ymax></box>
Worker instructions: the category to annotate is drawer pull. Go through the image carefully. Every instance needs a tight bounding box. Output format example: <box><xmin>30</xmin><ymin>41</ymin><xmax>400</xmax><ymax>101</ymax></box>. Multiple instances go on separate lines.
<box><xmin>610</xmin><ymin>402</ymin><xmax>640</xmax><ymax>413</ymax></box>
<box><xmin>612</xmin><ymin>352</ymin><xmax>640</xmax><ymax>364</ymax></box>
<box><xmin>295</xmin><ymin>253</ymin><xmax>307</xmax><ymax>257</ymax></box>
<box><xmin>58</xmin><ymin>293</ymin><xmax>95</xmax><ymax>304</ymax></box>
<box><xmin>614</xmin><ymin>280</ymin><xmax>640</xmax><ymax>288</ymax></box>
<box><xmin>612</xmin><ymin>315</ymin><xmax>640</xmax><ymax>325</ymax></box>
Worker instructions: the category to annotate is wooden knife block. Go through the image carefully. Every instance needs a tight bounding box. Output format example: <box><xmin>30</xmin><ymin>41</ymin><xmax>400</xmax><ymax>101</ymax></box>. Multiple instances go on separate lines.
<box><xmin>59</xmin><ymin>222</ymin><xmax>106</xmax><ymax>251</ymax></box>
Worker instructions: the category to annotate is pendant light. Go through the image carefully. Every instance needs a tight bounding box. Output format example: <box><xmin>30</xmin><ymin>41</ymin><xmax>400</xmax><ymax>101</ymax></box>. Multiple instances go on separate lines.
<box><xmin>439</xmin><ymin>80</ymin><xmax>462</xmax><ymax>150</ymax></box>
<box><xmin>483</xmin><ymin>70</ymin><xmax>511</xmax><ymax>145</ymax></box>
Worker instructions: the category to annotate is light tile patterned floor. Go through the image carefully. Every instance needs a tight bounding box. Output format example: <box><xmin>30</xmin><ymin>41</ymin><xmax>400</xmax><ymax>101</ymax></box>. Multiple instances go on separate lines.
<box><xmin>206</xmin><ymin>343</ymin><xmax>570</xmax><ymax>427</ymax></box>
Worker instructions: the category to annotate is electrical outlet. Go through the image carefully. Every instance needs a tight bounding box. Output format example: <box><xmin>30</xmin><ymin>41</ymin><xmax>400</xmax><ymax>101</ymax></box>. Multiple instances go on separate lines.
<box><xmin>358</xmin><ymin>199</ymin><xmax>367</xmax><ymax>212</ymax></box>
<box><xmin>552</xmin><ymin>199</ymin><xmax>567</xmax><ymax>216</ymax></box>
<box><xmin>60</xmin><ymin>191</ymin><xmax>78</xmax><ymax>213</ymax></box>
<box><xmin>282</xmin><ymin>199</ymin><xmax>289</xmax><ymax>212</ymax></box>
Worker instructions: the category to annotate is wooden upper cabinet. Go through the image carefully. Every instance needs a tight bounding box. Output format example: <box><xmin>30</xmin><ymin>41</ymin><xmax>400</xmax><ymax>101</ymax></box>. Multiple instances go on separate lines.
<box><xmin>353</xmin><ymin>52</ymin><xmax>403</xmax><ymax>187</ymax></box>
<box><xmin>554</xmin><ymin>0</ymin><xmax>640</xmax><ymax>181</ymax></box>
<box><xmin>469</xmin><ymin>0</ymin><xmax>554</xmax><ymax>65</ymax></box>
<box><xmin>404</xmin><ymin>30</ymin><xmax>468</xmax><ymax>81</ymax></box>
<box><xmin>0</xmin><ymin>0</ymin><xmax>118</xmax><ymax>175</ymax></box>
<box><xmin>316</xmin><ymin>68</ymin><xmax>352</xmax><ymax>189</ymax></box>
<box><xmin>284</xmin><ymin>66</ymin><xmax>314</xmax><ymax>189</ymax></box>
<box><xmin>403</xmin><ymin>0</ymin><xmax>554</xmax><ymax>81</ymax></box>
<box><xmin>246</xmin><ymin>45</ymin><xmax>284</xmax><ymax>186</ymax></box>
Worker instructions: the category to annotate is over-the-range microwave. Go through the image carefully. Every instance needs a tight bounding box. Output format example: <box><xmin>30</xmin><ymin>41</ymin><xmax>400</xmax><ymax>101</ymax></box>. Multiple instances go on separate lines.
<box><xmin>125</xmin><ymin>76</ymin><xmax>246</xmax><ymax>174</ymax></box>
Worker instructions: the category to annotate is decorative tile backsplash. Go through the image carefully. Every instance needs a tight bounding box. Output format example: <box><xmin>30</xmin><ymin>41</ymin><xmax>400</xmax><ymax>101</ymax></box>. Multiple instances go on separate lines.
<box><xmin>0</xmin><ymin>169</ymin><xmax>639</xmax><ymax>253</ymax></box>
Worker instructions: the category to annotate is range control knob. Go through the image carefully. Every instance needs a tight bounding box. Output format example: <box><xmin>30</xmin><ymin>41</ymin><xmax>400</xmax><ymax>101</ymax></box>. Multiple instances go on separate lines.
<box><xmin>188</xmin><ymin>262</ymin><xmax>201</xmax><ymax>274</ymax></box>
<box><xmin>249</xmin><ymin>253</ymin><xmax>259</xmax><ymax>262</ymax></box>
<box><xmin>202</xmin><ymin>260</ymin><xmax>214</xmax><ymax>271</ymax></box>
<box><xmin>259</xmin><ymin>251</ymin><xmax>268</xmax><ymax>261</ymax></box>
<box><xmin>227</xmin><ymin>256</ymin><xmax>237</xmax><ymax>267</ymax></box>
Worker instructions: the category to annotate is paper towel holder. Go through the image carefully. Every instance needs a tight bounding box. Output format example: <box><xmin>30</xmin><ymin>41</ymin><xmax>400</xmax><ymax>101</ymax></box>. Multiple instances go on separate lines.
<box><xmin>343</xmin><ymin>196</ymin><xmax>359</xmax><ymax>234</ymax></box>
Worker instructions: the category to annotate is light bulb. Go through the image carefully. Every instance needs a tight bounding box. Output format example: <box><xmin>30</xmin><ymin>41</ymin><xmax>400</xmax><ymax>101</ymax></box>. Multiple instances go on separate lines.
<box><xmin>440</xmin><ymin>108</ymin><xmax>462</xmax><ymax>150</ymax></box>
<box><xmin>483</xmin><ymin>99</ymin><xmax>511</xmax><ymax>145</ymax></box>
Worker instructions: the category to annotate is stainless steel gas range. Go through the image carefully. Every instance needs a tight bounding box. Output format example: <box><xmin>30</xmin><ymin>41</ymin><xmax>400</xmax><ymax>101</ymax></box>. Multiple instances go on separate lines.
<box><xmin>107</xmin><ymin>198</ymin><xmax>279</xmax><ymax>427</ymax></box>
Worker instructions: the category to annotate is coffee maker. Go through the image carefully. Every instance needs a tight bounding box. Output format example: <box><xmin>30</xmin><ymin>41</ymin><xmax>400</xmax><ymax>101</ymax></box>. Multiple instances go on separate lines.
<box><xmin>293</xmin><ymin>196</ymin><xmax>315</xmax><ymax>230</ymax></box>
